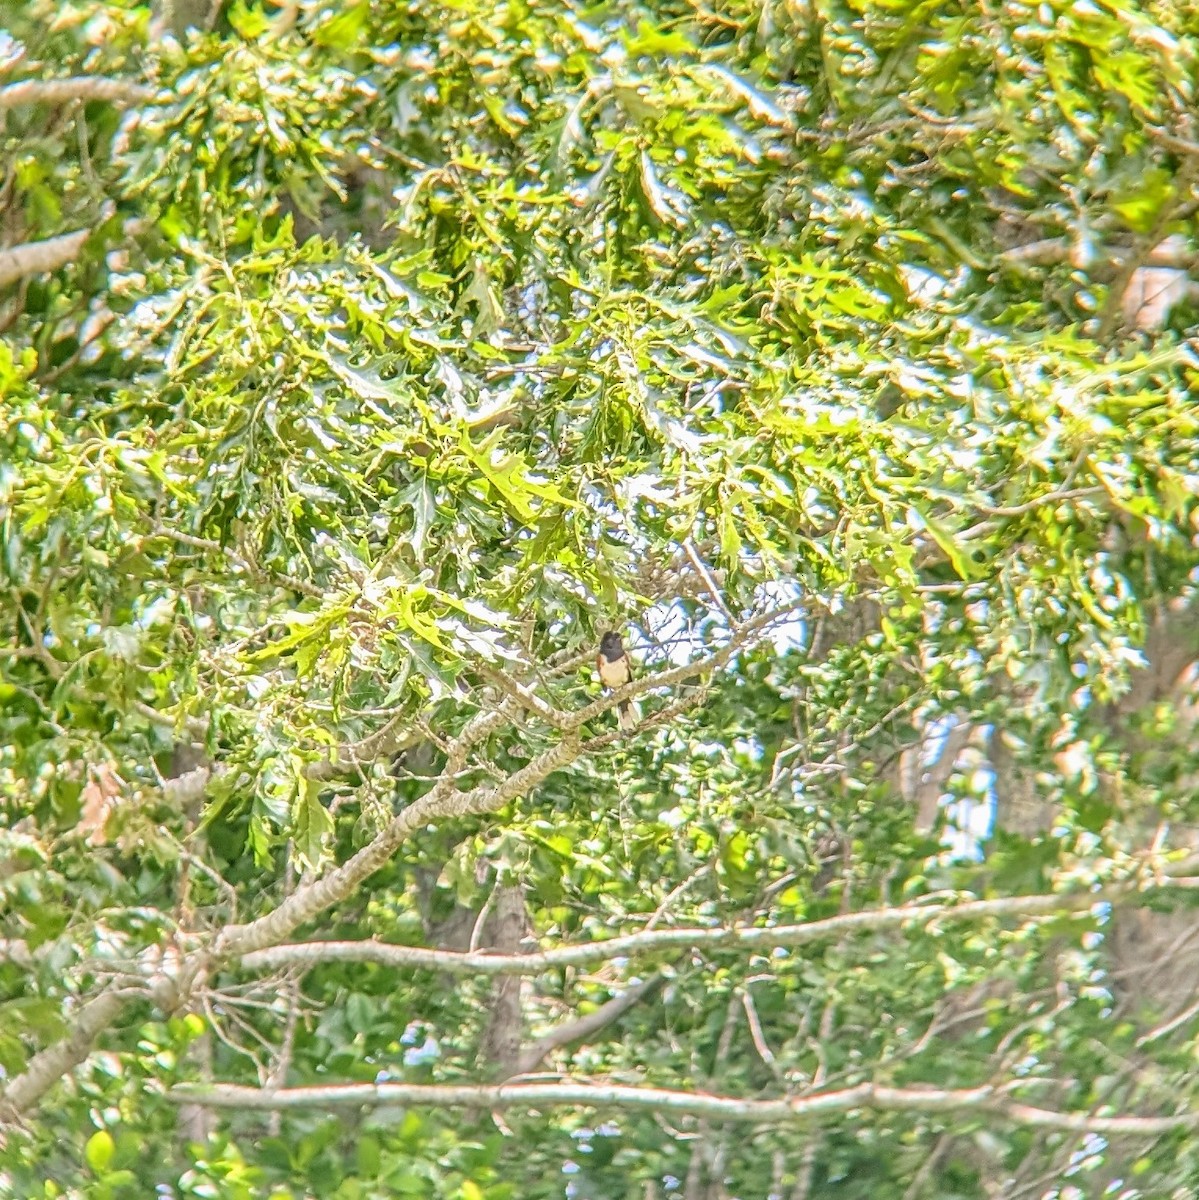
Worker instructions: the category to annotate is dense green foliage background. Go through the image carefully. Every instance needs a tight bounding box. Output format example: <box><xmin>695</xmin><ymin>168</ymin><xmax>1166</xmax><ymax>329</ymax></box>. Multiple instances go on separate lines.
<box><xmin>3</xmin><ymin>0</ymin><xmax>1199</xmax><ymax>1196</ymax></box>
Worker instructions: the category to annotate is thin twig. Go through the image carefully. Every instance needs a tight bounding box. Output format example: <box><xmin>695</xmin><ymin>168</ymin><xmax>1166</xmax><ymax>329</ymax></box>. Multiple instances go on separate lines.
<box><xmin>510</xmin><ymin>977</ymin><xmax>660</xmax><ymax>1076</ymax></box>
<box><xmin>741</xmin><ymin>988</ymin><xmax>782</xmax><ymax>1077</ymax></box>
<box><xmin>683</xmin><ymin>538</ymin><xmax>735</xmax><ymax>625</ymax></box>
<box><xmin>265</xmin><ymin>975</ymin><xmax>302</xmax><ymax>1136</ymax></box>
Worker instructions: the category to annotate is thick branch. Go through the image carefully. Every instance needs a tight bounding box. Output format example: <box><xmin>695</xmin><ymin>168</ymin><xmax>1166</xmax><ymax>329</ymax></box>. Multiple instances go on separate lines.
<box><xmin>481</xmin><ymin>884</ymin><xmax>528</xmax><ymax>1073</ymax></box>
<box><xmin>0</xmin><ymin>229</ymin><xmax>90</xmax><ymax>290</ymax></box>
<box><xmin>1</xmin><ymin>990</ymin><xmax>132</xmax><ymax>1119</ymax></box>
<box><xmin>220</xmin><ymin>603</ymin><xmax>795</xmax><ymax>962</ymax></box>
<box><xmin>241</xmin><ymin>874</ymin><xmax>1199</xmax><ymax>977</ymax></box>
<box><xmin>0</xmin><ymin>76</ymin><xmax>156</xmax><ymax>109</ymax></box>
<box><xmin>216</xmin><ymin>723</ymin><xmax>576</xmax><ymax>959</ymax></box>
<box><xmin>0</xmin><ymin>938</ymin><xmax>31</xmax><ymax>967</ymax></box>
<box><xmin>4</xmin><ymin>604</ymin><xmax>797</xmax><ymax>1121</ymax></box>
<box><xmin>998</xmin><ymin>237</ymin><xmax>1197</xmax><ymax>274</ymax></box>
<box><xmin>168</xmin><ymin>1077</ymin><xmax>1195</xmax><ymax>1134</ymax></box>
<box><xmin>907</xmin><ymin>719</ymin><xmax>973</xmax><ymax>833</ymax></box>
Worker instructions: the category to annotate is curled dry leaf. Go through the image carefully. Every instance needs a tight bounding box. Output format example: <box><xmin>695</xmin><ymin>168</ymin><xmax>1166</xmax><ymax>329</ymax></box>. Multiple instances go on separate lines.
<box><xmin>1121</xmin><ymin>266</ymin><xmax>1192</xmax><ymax>330</ymax></box>
<box><xmin>77</xmin><ymin>763</ymin><xmax>123</xmax><ymax>846</ymax></box>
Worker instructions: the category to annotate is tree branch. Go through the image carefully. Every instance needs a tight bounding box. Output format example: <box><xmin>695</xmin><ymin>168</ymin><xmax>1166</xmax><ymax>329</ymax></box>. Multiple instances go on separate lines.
<box><xmin>566</xmin><ymin>601</ymin><xmax>801</xmax><ymax>728</ymax></box>
<box><xmin>0</xmin><ymin>229</ymin><xmax>90</xmax><ymax>290</ymax></box>
<box><xmin>0</xmin><ymin>938</ymin><xmax>31</xmax><ymax>967</ymax></box>
<box><xmin>511</xmin><ymin>977</ymin><xmax>661</xmax><ymax>1076</ymax></box>
<box><xmin>219</xmin><ymin>603</ymin><xmax>797</xmax><ymax>962</ymax></box>
<box><xmin>241</xmin><ymin>872</ymin><xmax>1199</xmax><ymax>976</ymax></box>
<box><xmin>215</xmin><ymin>718</ymin><xmax>574</xmax><ymax>959</ymax></box>
<box><xmin>132</xmin><ymin>699</ymin><xmax>210</xmax><ymax>740</ymax></box>
<box><xmin>0</xmin><ymin>76</ymin><xmax>156</xmax><ymax>109</ymax></box>
<box><xmin>973</xmin><ymin>486</ymin><xmax>1106</xmax><ymax>519</ymax></box>
<box><xmin>1098</xmin><ymin>158</ymin><xmax>1198</xmax><ymax>339</ymax></box>
<box><xmin>153</xmin><ymin>527</ymin><xmax>325</xmax><ymax>600</ymax></box>
<box><xmin>2</xmin><ymin>603</ymin><xmax>813</xmax><ymax>1124</ymax></box>
<box><xmin>0</xmin><ymin>989</ymin><xmax>134</xmax><ymax>1120</ymax></box>
<box><xmin>907</xmin><ymin>719</ymin><xmax>973</xmax><ymax>833</ymax></box>
<box><xmin>167</xmin><ymin>1077</ymin><xmax>1198</xmax><ymax>1134</ymax></box>
<box><xmin>478</xmin><ymin>665</ymin><xmax>570</xmax><ymax>729</ymax></box>
<box><xmin>998</xmin><ymin>236</ymin><xmax>1197</xmax><ymax>274</ymax></box>
<box><xmin>683</xmin><ymin>538</ymin><xmax>734</xmax><ymax>624</ymax></box>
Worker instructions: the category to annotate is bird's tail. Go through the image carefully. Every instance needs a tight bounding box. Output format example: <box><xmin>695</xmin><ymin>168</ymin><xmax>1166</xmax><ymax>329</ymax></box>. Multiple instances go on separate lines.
<box><xmin>618</xmin><ymin>699</ymin><xmax>638</xmax><ymax>731</ymax></box>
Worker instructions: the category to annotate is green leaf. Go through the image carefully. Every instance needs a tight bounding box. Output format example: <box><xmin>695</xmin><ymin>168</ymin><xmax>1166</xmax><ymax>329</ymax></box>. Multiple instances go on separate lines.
<box><xmin>244</xmin><ymin>603</ymin><xmax>351</xmax><ymax>666</ymax></box>
<box><xmin>399</xmin><ymin>476</ymin><xmax>436</xmax><ymax>563</ymax></box>
<box><xmin>457</xmin><ymin>261</ymin><xmax>506</xmax><ymax>337</ymax></box>
<box><xmin>910</xmin><ymin>506</ymin><xmax>984</xmax><ymax>580</ymax></box>
<box><xmin>346</xmin><ymin>992</ymin><xmax>374</xmax><ymax>1035</ymax></box>
<box><xmin>719</xmin><ymin>507</ymin><xmax>742</xmax><ymax>562</ymax></box>
<box><xmin>698</xmin><ymin>65</ymin><xmax>794</xmax><ymax>129</ymax></box>
<box><xmin>458</xmin><ymin>427</ymin><xmax>577</xmax><ymax>521</ymax></box>
<box><xmin>291</xmin><ymin>774</ymin><xmax>334</xmax><ymax>871</ymax></box>
<box><xmin>638</xmin><ymin>151</ymin><xmax>687</xmax><ymax>228</ymax></box>
<box><xmin>1111</xmin><ymin>167</ymin><xmax>1174</xmax><ymax>232</ymax></box>
<box><xmin>85</xmin><ymin>1130</ymin><xmax>115</xmax><ymax>1174</ymax></box>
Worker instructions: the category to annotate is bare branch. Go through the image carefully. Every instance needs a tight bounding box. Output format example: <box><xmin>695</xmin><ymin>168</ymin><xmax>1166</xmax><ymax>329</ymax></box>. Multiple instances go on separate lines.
<box><xmin>907</xmin><ymin>719</ymin><xmax>973</xmax><ymax>833</ymax></box>
<box><xmin>902</xmin><ymin>1133</ymin><xmax>953</xmax><ymax>1200</ymax></box>
<box><xmin>1</xmin><ymin>990</ymin><xmax>133</xmax><ymax>1120</ymax></box>
<box><xmin>683</xmin><ymin>538</ymin><xmax>734</xmax><ymax>624</ymax></box>
<box><xmin>481</xmin><ymin>884</ymin><xmax>528</xmax><ymax>1074</ymax></box>
<box><xmin>132</xmin><ymin>699</ymin><xmax>210</xmax><ymax>741</ymax></box>
<box><xmin>264</xmin><ymin>975</ymin><xmax>301</xmax><ymax>1136</ymax></box>
<box><xmin>220</xmin><ymin>603</ymin><xmax>797</xmax><ymax>962</ymax></box>
<box><xmin>1145</xmin><ymin>124</ymin><xmax>1199</xmax><ymax>158</ymax></box>
<box><xmin>241</xmin><ymin>873</ymin><xmax>1199</xmax><ymax>977</ymax></box>
<box><xmin>999</xmin><ymin>1101</ymin><xmax>1190</xmax><ymax>1135</ymax></box>
<box><xmin>478</xmin><ymin>664</ymin><xmax>570</xmax><ymax>729</ymax></box>
<box><xmin>997</xmin><ymin>236</ymin><xmax>1197</xmax><ymax>274</ymax></box>
<box><xmin>0</xmin><ymin>229</ymin><xmax>90</xmax><ymax>290</ymax></box>
<box><xmin>1136</xmin><ymin>994</ymin><xmax>1199</xmax><ymax>1047</ymax></box>
<box><xmin>511</xmin><ymin>977</ymin><xmax>661</xmax><ymax>1076</ymax></box>
<box><xmin>973</xmin><ymin>486</ymin><xmax>1106</xmax><ymax>519</ymax></box>
<box><xmin>0</xmin><ymin>938</ymin><xmax>31</xmax><ymax>967</ymax></box>
<box><xmin>0</xmin><ymin>76</ymin><xmax>156</xmax><ymax>109</ymax></box>
<box><xmin>216</xmin><ymin>721</ymin><xmax>574</xmax><ymax>959</ymax></box>
<box><xmin>741</xmin><ymin>988</ymin><xmax>781</xmax><ymax>1077</ymax></box>
<box><xmin>167</xmin><ymin>1077</ymin><xmax>1199</xmax><ymax>1134</ymax></box>
<box><xmin>998</xmin><ymin>238</ymin><xmax>1072</xmax><ymax>270</ymax></box>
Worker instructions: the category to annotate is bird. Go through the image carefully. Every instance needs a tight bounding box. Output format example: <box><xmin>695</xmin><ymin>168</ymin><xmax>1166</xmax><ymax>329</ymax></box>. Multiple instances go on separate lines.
<box><xmin>597</xmin><ymin>631</ymin><xmax>637</xmax><ymax>731</ymax></box>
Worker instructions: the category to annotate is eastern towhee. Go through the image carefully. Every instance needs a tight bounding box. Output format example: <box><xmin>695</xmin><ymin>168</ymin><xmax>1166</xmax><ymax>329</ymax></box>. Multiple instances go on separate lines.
<box><xmin>598</xmin><ymin>631</ymin><xmax>637</xmax><ymax>730</ymax></box>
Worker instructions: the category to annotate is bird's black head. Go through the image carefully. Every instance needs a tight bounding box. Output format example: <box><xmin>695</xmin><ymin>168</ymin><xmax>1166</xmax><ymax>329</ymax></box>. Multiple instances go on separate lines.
<box><xmin>599</xmin><ymin>631</ymin><xmax>624</xmax><ymax>658</ymax></box>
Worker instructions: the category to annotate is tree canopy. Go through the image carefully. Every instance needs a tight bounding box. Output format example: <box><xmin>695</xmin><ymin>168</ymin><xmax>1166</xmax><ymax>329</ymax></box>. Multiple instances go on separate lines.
<box><xmin>2</xmin><ymin>0</ymin><xmax>1199</xmax><ymax>1196</ymax></box>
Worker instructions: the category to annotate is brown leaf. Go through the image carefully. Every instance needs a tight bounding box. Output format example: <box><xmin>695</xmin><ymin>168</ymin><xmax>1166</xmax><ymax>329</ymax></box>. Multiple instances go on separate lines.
<box><xmin>78</xmin><ymin>764</ymin><xmax>123</xmax><ymax>846</ymax></box>
<box><xmin>1122</xmin><ymin>237</ymin><xmax>1192</xmax><ymax>331</ymax></box>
